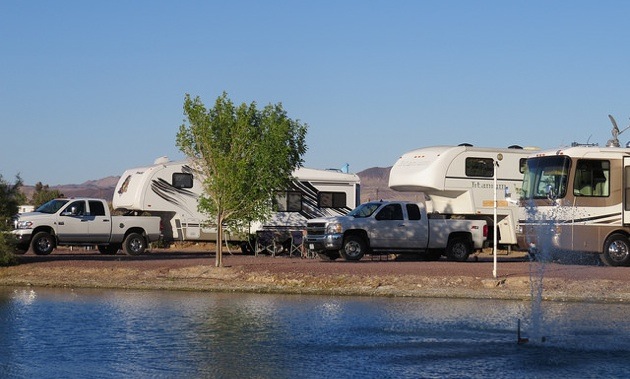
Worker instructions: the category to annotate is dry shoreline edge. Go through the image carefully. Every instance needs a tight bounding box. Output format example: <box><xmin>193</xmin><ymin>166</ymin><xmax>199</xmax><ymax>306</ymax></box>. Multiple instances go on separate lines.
<box><xmin>0</xmin><ymin>250</ymin><xmax>629</xmax><ymax>303</ymax></box>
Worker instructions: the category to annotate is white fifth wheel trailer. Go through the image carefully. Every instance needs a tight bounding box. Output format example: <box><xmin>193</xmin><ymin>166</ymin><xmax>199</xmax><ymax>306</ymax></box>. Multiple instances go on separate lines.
<box><xmin>388</xmin><ymin>144</ymin><xmax>538</xmax><ymax>248</ymax></box>
<box><xmin>112</xmin><ymin>157</ymin><xmax>361</xmax><ymax>247</ymax></box>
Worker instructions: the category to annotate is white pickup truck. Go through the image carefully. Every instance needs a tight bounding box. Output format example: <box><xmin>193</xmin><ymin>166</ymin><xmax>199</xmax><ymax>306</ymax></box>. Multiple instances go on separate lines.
<box><xmin>305</xmin><ymin>200</ymin><xmax>488</xmax><ymax>261</ymax></box>
<box><xmin>12</xmin><ymin>198</ymin><xmax>161</xmax><ymax>255</ymax></box>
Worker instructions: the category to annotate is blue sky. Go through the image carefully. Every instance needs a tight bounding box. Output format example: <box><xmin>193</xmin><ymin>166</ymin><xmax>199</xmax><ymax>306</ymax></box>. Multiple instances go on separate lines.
<box><xmin>2</xmin><ymin>1</ymin><xmax>630</xmax><ymax>185</ymax></box>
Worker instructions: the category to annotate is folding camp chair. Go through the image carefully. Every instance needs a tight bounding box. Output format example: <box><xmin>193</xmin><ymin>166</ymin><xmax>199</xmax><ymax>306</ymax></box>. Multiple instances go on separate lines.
<box><xmin>289</xmin><ymin>230</ymin><xmax>305</xmax><ymax>258</ymax></box>
<box><xmin>255</xmin><ymin>230</ymin><xmax>278</xmax><ymax>257</ymax></box>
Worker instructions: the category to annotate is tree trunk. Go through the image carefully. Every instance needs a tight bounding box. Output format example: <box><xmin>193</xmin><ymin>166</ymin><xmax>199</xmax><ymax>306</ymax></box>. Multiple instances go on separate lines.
<box><xmin>215</xmin><ymin>214</ymin><xmax>223</xmax><ymax>267</ymax></box>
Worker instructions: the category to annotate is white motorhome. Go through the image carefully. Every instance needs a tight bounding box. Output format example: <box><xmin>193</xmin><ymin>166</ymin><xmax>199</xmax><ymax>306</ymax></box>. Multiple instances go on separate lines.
<box><xmin>388</xmin><ymin>144</ymin><xmax>538</xmax><ymax>248</ymax></box>
<box><xmin>518</xmin><ymin>142</ymin><xmax>630</xmax><ymax>266</ymax></box>
<box><xmin>113</xmin><ymin>157</ymin><xmax>361</xmax><ymax>246</ymax></box>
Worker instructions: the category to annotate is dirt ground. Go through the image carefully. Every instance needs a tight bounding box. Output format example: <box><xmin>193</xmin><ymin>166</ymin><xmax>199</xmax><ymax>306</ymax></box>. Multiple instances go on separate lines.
<box><xmin>1</xmin><ymin>246</ymin><xmax>630</xmax><ymax>302</ymax></box>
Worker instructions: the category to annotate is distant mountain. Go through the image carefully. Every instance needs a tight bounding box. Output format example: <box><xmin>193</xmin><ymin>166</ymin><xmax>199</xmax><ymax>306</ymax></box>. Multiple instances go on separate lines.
<box><xmin>357</xmin><ymin>167</ymin><xmax>421</xmax><ymax>202</ymax></box>
<box><xmin>20</xmin><ymin>168</ymin><xmax>420</xmax><ymax>204</ymax></box>
<box><xmin>21</xmin><ymin>176</ymin><xmax>120</xmax><ymax>202</ymax></box>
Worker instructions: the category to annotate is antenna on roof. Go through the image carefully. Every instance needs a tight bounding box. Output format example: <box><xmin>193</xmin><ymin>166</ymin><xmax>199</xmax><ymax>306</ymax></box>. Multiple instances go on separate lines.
<box><xmin>607</xmin><ymin>115</ymin><xmax>630</xmax><ymax>147</ymax></box>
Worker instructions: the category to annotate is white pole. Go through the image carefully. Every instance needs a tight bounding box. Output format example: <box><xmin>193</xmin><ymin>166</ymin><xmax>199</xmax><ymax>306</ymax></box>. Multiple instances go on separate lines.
<box><xmin>493</xmin><ymin>157</ymin><xmax>499</xmax><ymax>278</ymax></box>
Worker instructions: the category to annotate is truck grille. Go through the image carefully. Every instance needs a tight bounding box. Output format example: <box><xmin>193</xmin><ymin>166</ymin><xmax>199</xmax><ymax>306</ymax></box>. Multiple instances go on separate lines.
<box><xmin>306</xmin><ymin>222</ymin><xmax>326</xmax><ymax>236</ymax></box>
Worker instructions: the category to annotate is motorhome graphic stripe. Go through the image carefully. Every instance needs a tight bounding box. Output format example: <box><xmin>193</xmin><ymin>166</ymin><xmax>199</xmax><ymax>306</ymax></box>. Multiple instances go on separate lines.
<box><xmin>444</xmin><ymin>175</ymin><xmax>524</xmax><ymax>182</ymax></box>
<box><xmin>519</xmin><ymin>212</ymin><xmax>622</xmax><ymax>225</ymax></box>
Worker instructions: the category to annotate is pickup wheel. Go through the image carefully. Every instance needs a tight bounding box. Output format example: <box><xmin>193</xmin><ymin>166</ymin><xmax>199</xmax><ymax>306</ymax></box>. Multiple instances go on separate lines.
<box><xmin>122</xmin><ymin>233</ymin><xmax>146</xmax><ymax>255</ymax></box>
<box><xmin>340</xmin><ymin>235</ymin><xmax>366</xmax><ymax>261</ymax></box>
<box><xmin>31</xmin><ymin>231</ymin><xmax>55</xmax><ymax>255</ymax></box>
<box><xmin>98</xmin><ymin>244</ymin><xmax>120</xmax><ymax>255</ymax></box>
<box><xmin>445</xmin><ymin>237</ymin><xmax>471</xmax><ymax>262</ymax></box>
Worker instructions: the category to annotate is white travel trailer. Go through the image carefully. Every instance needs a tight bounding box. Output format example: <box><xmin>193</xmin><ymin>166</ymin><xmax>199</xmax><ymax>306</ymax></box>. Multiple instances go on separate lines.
<box><xmin>113</xmin><ymin>157</ymin><xmax>361</xmax><ymax>246</ymax></box>
<box><xmin>388</xmin><ymin>144</ymin><xmax>538</xmax><ymax>248</ymax></box>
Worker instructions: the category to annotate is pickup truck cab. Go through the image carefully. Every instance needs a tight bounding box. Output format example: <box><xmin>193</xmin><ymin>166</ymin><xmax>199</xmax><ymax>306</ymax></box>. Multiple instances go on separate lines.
<box><xmin>12</xmin><ymin>198</ymin><xmax>161</xmax><ymax>255</ymax></box>
<box><xmin>305</xmin><ymin>200</ymin><xmax>487</xmax><ymax>261</ymax></box>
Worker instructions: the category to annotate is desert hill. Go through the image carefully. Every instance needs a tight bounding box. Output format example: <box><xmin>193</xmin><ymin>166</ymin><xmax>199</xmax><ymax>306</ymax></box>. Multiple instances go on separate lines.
<box><xmin>21</xmin><ymin>168</ymin><xmax>419</xmax><ymax>204</ymax></box>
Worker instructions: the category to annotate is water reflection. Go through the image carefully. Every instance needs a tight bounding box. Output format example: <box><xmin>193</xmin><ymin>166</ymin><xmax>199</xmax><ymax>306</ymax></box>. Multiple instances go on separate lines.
<box><xmin>0</xmin><ymin>287</ymin><xmax>629</xmax><ymax>378</ymax></box>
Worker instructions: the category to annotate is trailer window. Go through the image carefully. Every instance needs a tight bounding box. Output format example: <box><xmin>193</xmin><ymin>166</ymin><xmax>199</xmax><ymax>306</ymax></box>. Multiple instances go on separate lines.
<box><xmin>318</xmin><ymin>192</ymin><xmax>347</xmax><ymax>208</ymax></box>
<box><xmin>466</xmin><ymin>157</ymin><xmax>494</xmax><ymax>177</ymax></box>
<box><xmin>274</xmin><ymin>191</ymin><xmax>302</xmax><ymax>212</ymax></box>
<box><xmin>573</xmin><ymin>160</ymin><xmax>610</xmax><ymax>197</ymax></box>
<box><xmin>172</xmin><ymin>173</ymin><xmax>193</xmax><ymax>189</ymax></box>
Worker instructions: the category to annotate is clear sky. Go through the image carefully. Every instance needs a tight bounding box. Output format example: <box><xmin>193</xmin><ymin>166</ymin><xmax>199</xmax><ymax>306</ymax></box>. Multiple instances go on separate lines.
<box><xmin>2</xmin><ymin>1</ymin><xmax>630</xmax><ymax>185</ymax></box>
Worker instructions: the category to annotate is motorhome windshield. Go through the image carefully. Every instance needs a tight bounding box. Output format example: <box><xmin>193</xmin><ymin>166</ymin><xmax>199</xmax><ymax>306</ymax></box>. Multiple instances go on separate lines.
<box><xmin>347</xmin><ymin>202</ymin><xmax>381</xmax><ymax>218</ymax></box>
<box><xmin>521</xmin><ymin>156</ymin><xmax>571</xmax><ymax>200</ymax></box>
<box><xmin>35</xmin><ymin>199</ymin><xmax>69</xmax><ymax>214</ymax></box>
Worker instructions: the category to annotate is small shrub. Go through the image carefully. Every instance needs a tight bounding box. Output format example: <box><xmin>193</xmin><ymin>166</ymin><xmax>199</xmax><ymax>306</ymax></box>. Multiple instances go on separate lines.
<box><xmin>0</xmin><ymin>233</ymin><xmax>18</xmax><ymax>267</ymax></box>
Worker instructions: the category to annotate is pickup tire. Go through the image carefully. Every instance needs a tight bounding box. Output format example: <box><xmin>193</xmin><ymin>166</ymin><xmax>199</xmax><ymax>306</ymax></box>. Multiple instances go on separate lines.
<box><xmin>98</xmin><ymin>245</ymin><xmax>120</xmax><ymax>255</ymax></box>
<box><xmin>445</xmin><ymin>236</ymin><xmax>471</xmax><ymax>262</ymax></box>
<box><xmin>31</xmin><ymin>231</ymin><xmax>55</xmax><ymax>255</ymax></box>
<box><xmin>340</xmin><ymin>235</ymin><xmax>366</xmax><ymax>261</ymax></box>
<box><xmin>122</xmin><ymin>233</ymin><xmax>147</xmax><ymax>255</ymax></box>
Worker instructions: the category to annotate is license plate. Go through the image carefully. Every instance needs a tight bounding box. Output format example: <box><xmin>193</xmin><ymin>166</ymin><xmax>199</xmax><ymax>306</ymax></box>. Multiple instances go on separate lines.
<box><xmin>309</xmin><ymin>244</ymin><xmax>314</xmax><ymax>250</ymax></box>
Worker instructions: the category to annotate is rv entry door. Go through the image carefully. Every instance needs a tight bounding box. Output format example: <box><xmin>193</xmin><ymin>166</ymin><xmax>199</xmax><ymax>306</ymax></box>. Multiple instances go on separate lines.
<box><xmin>624</xmin><ymin>156</ymin><xmax>630</xmax><ymax>225</ymax></box>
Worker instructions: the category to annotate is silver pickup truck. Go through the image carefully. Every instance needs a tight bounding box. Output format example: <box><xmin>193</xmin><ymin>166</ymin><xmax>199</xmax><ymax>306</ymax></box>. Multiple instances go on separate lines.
<box><xmin>12</xmin><ymin>198</ymin><xmax>161</xmax><ymax>255</ymax></box>
<box><xmin>305</xmin><ymin>200</ymin><xmax>487</xmax><ymax>261</ymax></box>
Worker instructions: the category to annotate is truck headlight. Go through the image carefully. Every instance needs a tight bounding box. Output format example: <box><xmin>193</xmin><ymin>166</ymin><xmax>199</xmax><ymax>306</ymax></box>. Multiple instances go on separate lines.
<box><xmin>326</xmin><ymin>223</ymin><xmax>342</xmax><ymax>234</ymax></box>
<box><xmin>15</xmin><ymin>220</ymin><xmax>33</xmax><ymax>229</ymax></box>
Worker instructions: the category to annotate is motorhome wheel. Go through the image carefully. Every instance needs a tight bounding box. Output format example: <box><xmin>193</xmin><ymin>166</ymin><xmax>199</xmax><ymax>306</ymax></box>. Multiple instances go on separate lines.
<box><xmin>602</xmin><ymin>233</ymin><xmax>630</xmax><ymax>267</ymax></box>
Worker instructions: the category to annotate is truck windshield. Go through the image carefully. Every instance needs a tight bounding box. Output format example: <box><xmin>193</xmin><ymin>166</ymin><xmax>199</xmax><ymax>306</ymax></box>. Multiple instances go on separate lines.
<box><xmin>35</xmin><ymin>199</ymin><xmax>69</xmax><ymax>214</ymax></box>
<box><xmin>347</xmin><ymin>202</ymin><xmax>381</xmax><ymax>218</ymax></box>
<box><xmin>521</xmin><ymin>156</ymin><xmax>571</xmax><ymax>200</ymax></box>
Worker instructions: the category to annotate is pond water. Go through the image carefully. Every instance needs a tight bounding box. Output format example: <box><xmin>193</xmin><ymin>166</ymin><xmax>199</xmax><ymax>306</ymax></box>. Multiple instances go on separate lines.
<box><xmin>0</xmin><ymin>287</ymin><xmax>629</xmax><ymax>378</ymax></box>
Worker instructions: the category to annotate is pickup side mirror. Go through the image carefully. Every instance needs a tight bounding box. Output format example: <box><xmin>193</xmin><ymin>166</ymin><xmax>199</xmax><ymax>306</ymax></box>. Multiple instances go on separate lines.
<box><xmin>61</xmin><ymin>206</ymin><xmax>79</xmax><ymax>216</ymax></box>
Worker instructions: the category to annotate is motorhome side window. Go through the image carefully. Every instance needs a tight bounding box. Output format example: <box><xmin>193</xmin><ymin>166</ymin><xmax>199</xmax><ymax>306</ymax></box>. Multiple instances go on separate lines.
<box><xmin>274</xmin><ymin>191</ymin><xmax>302</xmax><ymax>212</ymax></box>
<box><xmin>573</xmin><ymin>160</ymin><xmax>610</xmax><ymax>197</ymax></box>
<box><xmin>465</xmin><ymin>157</ymin><xmax>493</xmax><ymax>177</ymax></box>
<box><xmin>172</xmin><ymin>173</ymin><xmax>193</xmax><ymax>189</ymax></box>
<box><xmin>318</xmin><ymin>192</ymin><xmax>347</xmax><ymax>208</ymax></box>
<box><xmin>519</xmin><ymin>158</ymin><xmax>527</xmax><ymax>174</ymax></box>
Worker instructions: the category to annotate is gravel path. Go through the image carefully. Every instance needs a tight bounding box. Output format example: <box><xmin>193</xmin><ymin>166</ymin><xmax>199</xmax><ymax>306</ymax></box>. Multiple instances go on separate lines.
<box><xmin>1</xmin><ymin>248</ymin><xmax>629</xmax><ymax>302</ymax></box>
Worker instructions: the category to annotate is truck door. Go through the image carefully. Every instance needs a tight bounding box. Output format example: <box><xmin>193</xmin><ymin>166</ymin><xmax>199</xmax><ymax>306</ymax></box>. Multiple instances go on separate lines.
<box><xmin>404</xmin><ymin>203</ymin><xmax>428</xmax><ymax>248</ymax></box>
<box><xmin>370</xmin><ymin>203</ymin><xmax>407</xmax><ymax>248</ymax></box>
<box><xmin>623</xmin><ymin>156</ymin><xmax>630</xmax><ymax>225</ymax></box>
<box><xmin>87</xmin><ymin>200</ymin><xmax>112</xmax><ymax>243</ymax></box>
<box><xmin>56</xmin><ymin>200</ymin><xmax>91</xmax><ymax>243</ymax></box>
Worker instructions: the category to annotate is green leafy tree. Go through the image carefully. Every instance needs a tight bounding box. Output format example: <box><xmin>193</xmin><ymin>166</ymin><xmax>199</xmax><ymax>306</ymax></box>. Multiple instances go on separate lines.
<box><xmin>31</xmin><ymin>182</ymin><xmax>63</xmax><ymax>207</ymax></box>
<box><xmin>0</xmin><ymin>175</ymin><xmax>24</xmax><ymax>266</ymax></box>
<box><xmin>177</xmin><ymin>93</ymin><xmax>307</xmax><ymax>267</ymax></box>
